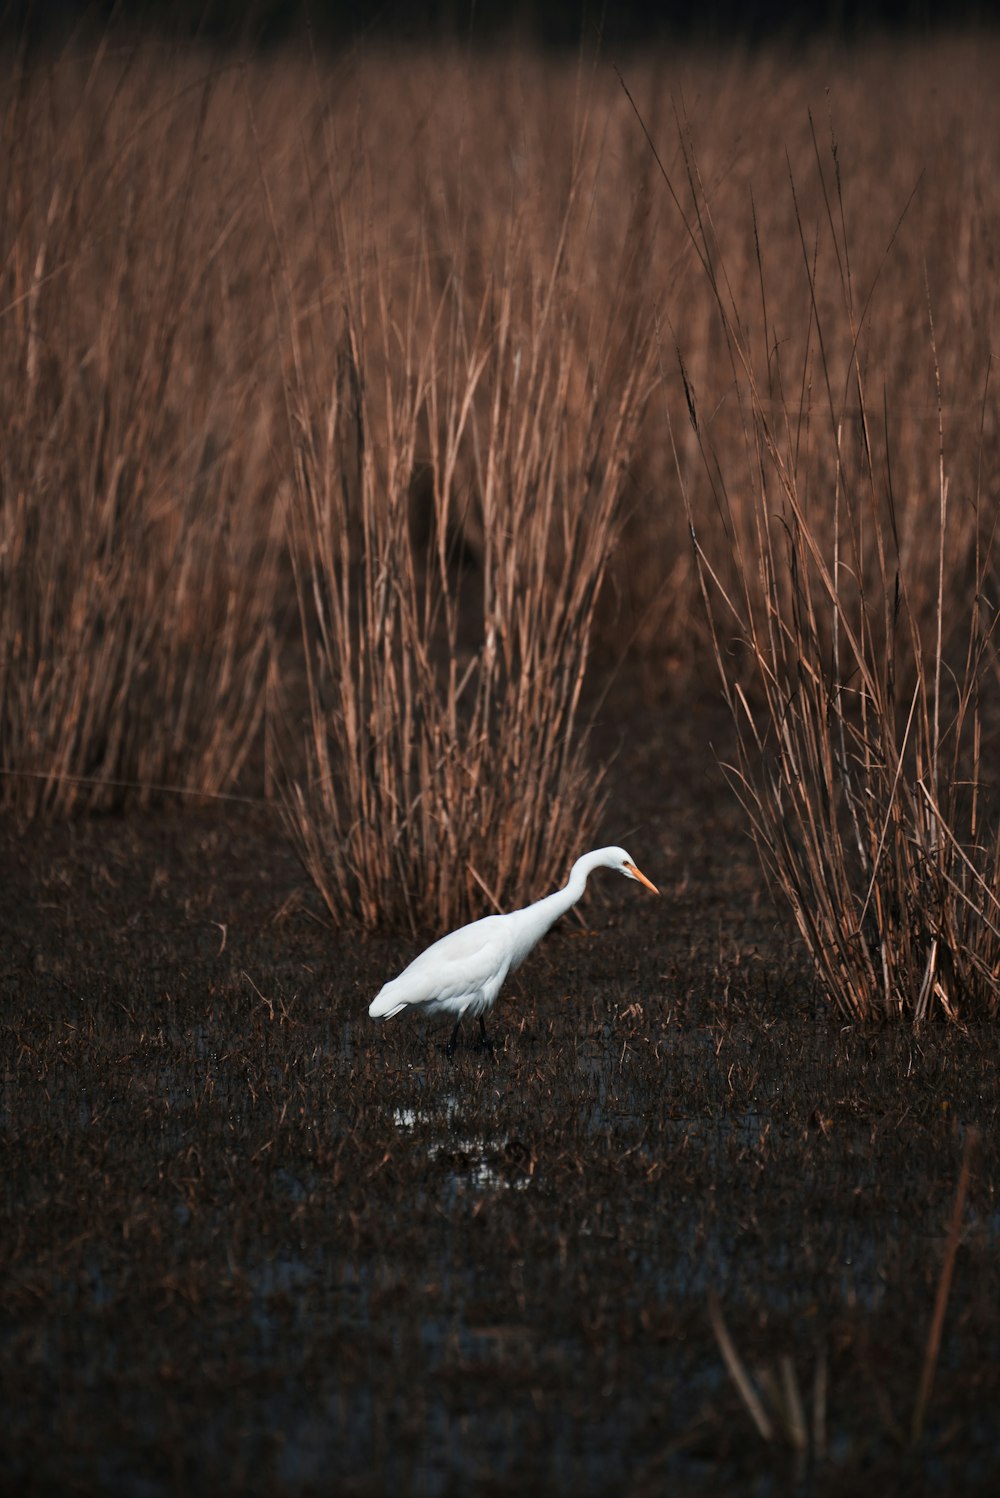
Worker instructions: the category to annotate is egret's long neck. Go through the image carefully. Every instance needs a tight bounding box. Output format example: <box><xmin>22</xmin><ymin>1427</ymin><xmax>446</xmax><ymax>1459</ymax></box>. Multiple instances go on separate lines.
<box><xmin>516</xmin><ymin>851</ymin><xmax>603</xmax><ymax>942</ymax></box>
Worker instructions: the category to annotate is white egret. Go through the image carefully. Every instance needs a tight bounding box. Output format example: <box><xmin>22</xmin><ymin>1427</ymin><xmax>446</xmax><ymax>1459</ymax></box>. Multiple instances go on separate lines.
<box><xmin>368</xmin><ymin>846</ymin><xmax>659</xmax><ymax>1055</ymax></box>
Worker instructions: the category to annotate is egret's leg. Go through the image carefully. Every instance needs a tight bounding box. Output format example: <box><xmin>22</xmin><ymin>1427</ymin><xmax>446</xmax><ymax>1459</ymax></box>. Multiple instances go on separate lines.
<box><xmin>445</xmin><ymin>1018</ymin><xmax>462</xmax><ymax>1059</ymax></box>
<box><xmin>473</xmin><ymin>1012</ymin><xmax>497</xmax><ymax>1060</ymax></box>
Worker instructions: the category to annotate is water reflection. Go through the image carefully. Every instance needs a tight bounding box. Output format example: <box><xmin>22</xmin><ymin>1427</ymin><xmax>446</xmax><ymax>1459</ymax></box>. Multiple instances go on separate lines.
<box><xmin>393</xmin><ymin>1095</ymin><xmax>532</xmax><ymax>1193</ymax></box>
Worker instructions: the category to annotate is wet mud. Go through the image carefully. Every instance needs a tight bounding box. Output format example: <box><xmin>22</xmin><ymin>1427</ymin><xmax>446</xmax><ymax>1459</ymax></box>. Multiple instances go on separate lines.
<box><xmin>2</xmin><ymin>686</ymin><xmax>998</xmax><ymax>1495</ymax></box>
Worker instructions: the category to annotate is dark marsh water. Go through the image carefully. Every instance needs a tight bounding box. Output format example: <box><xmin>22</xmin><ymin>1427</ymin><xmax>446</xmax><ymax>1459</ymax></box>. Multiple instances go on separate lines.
<box><xmin>3</xmin><ymin>703</ymin><xmax>999</xmax><ymax>1496</ymax></box>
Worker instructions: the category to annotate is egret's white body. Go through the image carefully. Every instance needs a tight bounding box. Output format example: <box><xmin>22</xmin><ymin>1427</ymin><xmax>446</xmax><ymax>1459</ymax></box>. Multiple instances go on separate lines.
<box><xmin>368</xmin><ymin>846</ymin><xmax>658</xmax><ymax>1052</ymax></box>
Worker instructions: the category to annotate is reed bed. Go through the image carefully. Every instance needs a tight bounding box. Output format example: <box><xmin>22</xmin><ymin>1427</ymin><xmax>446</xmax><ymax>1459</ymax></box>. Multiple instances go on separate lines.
<box><xmin>646</xmin><ymin>72</ymin><xmax>1000</xmax><ymax>1021</ymax></box>
<box><xmin>272</xmin><ymin>117</ymin><xmax>655</xmax><ymax>930</ymax></box>
<box><xmin>0</xmin><ymin>49</ymin><xmax>281</xmax><ymax>814</ymax></box>
<box><xmin>2</xmin><ymin>36</ymin><xmax>998</xmax><ymax>954</ymax></box>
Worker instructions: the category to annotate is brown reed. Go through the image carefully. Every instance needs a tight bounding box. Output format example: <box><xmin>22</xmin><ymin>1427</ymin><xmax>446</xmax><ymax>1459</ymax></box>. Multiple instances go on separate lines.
<box><xmin>635</xmin><ymin>82</ymin><xmax>1000</xmax><ymax>1020</ymax></box>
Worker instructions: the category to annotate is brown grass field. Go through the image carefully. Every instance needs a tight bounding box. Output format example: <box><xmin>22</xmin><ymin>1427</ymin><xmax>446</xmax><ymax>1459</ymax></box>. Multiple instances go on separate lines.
<box><xmin>2</xmin><ymin>32</ymin><xmax>1000</xmax><ymax>1495</ymax></box>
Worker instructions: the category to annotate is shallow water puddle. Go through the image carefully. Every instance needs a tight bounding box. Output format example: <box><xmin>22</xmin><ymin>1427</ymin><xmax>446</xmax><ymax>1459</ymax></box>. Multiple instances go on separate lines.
<box><xmin>392</xmin><ymin>1094</ymin><xmax>532</xmax><ymax>1193</ymax></box>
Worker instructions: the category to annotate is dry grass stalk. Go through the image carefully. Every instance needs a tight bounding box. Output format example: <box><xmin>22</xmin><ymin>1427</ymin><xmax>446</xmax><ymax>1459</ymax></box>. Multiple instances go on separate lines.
<box><xmin>709</xmin><ymin>1291</ymin><xmax>823</xmax><ymax>1479</ymax></box>
<box><xmin>911</xmin><ymin>1126</ymin><xmax>979</xmax><ymax>1444</ymax></box>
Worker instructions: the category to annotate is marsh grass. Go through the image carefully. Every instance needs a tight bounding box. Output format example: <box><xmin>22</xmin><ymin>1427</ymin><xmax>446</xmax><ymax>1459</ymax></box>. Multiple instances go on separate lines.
<box><xmin>642</xmin><ymin>92</ymin><xmax>1000</xmax><ymax>1021</ymax></box>
<box><xmin>2</xmin><ymin>37</ymin><xmax>999</xmax><ymax>961</ymax></box>
<box><xmin>0</xmin><ymin>50</ymin><xmax>280</xmax><ymax>814</ymax></box>
<box><xmin>270</xmin><ymin>100</ymin><xmax>655</xmax><ymax>929</ymax></box>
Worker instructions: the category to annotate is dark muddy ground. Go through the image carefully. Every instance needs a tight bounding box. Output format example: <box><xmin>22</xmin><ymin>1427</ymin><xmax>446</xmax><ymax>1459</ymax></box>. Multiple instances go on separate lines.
<box><xmin>2</xmin><ymin>681</ymin><xmax>999</xmax><ymax>1496</ymax></box>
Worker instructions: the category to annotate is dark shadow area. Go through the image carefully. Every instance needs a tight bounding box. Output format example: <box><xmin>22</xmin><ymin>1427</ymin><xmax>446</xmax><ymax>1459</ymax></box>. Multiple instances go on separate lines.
<box><xmin>5</xmin><ymin>0</ymin><xmax>997</xmax><ymax>54</ymax></box>
<box><xmin>2</xmin><ymin>675</ymin><xmax>998</xmax><ymax>1494</ymax></box>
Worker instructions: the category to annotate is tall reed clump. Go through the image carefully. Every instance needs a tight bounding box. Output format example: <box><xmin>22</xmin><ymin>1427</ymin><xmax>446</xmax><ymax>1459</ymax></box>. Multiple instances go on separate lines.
<box><xmin>651</xmin><ymin>112</ymin><xmax>1000</xmax><ymax>1022</ymax></box>
<box><xmin>0</xmin><ymin>50</ymin><xmax>278</xmax><ymax>815</ymax></box>
<box><xmin>272</xmin><ymin>124</ymin><xmax>654</xmax><ymax>932</ymax></box>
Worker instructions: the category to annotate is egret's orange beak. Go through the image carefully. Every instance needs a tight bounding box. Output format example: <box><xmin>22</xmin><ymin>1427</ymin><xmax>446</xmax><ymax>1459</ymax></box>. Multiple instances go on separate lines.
<box><xmin>626</xmin><ymin>862</ymin><xmax>659</xmax><ymax>895</ymax></box>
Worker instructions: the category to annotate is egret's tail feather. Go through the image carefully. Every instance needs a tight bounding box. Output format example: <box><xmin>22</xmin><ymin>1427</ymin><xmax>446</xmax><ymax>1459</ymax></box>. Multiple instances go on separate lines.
<box><xmin>368</xmin><ymin>991</ymin><xmax>407</xmax><ymax>1020</ymax></box>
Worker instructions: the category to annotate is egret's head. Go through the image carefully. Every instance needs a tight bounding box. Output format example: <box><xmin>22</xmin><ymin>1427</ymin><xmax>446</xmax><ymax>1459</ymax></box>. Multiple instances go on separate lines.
<box><xmin>609</xmin><ymin>847</ymin><xmax>659</xmax><ymax>894</ymax></box>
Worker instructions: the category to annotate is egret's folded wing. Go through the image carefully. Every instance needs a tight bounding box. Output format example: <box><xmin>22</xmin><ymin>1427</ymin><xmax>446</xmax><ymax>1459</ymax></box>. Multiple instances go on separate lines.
<box><xmin>372</xmin><ymin>917</ymin><xmax>510</xmax><ymax>1013</ymax></box>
